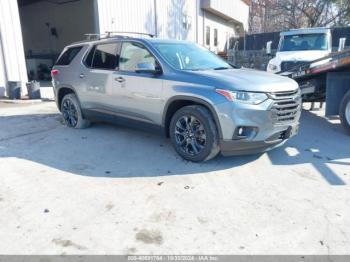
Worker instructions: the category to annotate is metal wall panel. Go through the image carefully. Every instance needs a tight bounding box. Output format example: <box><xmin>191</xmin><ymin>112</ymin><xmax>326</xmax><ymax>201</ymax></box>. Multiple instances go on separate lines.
<box><xmin>0</xmin><ymin>0</ymin><xmax>28</xmax><ymax>96</ymax></box>
<box><xmin>97</xmin><ymin>0</ymin><xmax>155</xmax><ymax>36</ymax></box>
<box><xmin>201</xmin><ymin>0</ymin><xmax>249</xmax><ymax>30</ymax></box>
<box><xmin>96</xmin><ymin>0</ymin><xmax>243</xmax><ymax>52</ymax></box>
<box><xmin>155</xmin><ymin>0</ymin><xmax>197</xmax><ymax>41</ymax></box>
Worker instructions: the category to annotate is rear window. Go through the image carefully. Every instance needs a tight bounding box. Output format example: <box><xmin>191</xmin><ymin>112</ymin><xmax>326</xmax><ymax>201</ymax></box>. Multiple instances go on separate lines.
<box><xmin>55</xmin><ymin>46</ymin><xmax>83</xmax><ymax>66</ymax></box>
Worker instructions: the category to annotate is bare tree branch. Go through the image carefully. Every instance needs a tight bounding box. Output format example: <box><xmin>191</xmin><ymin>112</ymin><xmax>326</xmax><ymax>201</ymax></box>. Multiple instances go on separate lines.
<box><xmin>249</xmin><ymin>0</ymin><xmax>350</xmax><ymax>33</ymax></box>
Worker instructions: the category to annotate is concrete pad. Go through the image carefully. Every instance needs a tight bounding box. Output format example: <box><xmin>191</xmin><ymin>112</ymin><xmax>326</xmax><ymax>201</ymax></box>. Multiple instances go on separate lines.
<box><xmin>40</xmin><ymin>86</ymin><xmax>55</xmax><ymax>101</ymax></box>
<box><xmin>0</xmin><ymin>102</ymin><xmax>349</xmax><ymax>255</ymax></box>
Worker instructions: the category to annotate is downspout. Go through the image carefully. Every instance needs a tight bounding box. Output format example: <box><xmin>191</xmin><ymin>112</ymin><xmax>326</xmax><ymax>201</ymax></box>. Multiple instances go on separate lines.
<box><xmin>195</xmin><ymin>0</ymin><xmax>198</xmax><ymax>43</ymax></box>
<box><xmin>0</xmin><ymin>27</ymin><xmax>9</xmax><ymax>96</ymax></box>
<box><xmin>202</xmin><ymin>9</ymin><xmax>205</xmax><ymax>46</ymax></box>
<box><xmin>154</xmin><ymin>0</ymin><xmax>158</xmax><ymax>37</ymax></box>
<box><xmin>93</xmin><ymin>0</ymin><xmax>100</xmax><ymax>34</ymax></box>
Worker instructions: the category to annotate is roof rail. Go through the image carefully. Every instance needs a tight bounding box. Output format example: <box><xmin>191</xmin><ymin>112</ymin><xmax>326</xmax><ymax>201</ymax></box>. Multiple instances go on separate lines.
<box><xmin>105</xmin><ymin>31</ymin><xmax>155</xmax><ymax>38</ymax></box>
<box><xmin>84</xmin><ymin>33</ymin><xmax>103</xmax><ymax>40</ymax></box>
<box><xmin>84</xmin><ymin>31</ymin><xmax>155</xmax><ymax>41</ymax></box>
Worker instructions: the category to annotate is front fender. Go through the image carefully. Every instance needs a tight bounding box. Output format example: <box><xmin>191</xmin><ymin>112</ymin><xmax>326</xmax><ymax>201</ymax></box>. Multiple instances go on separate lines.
<box><xmin>162</xmin><ymin>94</ymin><xmax>224</xmax><ymax>139</ymax></box>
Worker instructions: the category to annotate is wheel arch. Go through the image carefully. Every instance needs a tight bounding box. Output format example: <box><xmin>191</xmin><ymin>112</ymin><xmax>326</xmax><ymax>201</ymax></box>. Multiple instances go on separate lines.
<box><xmin>339</xmin><ymin>88</ymin><xmax>350</xmax><ymax>133</ymax></box>
<box><xmin>162</xmin><ymin>96</ymin><xmax>222</xmax><ymax>139</ymax></box>
<box><xmin>57</xmin><ymin>86</ymin><xmax>79</xmax><ymax>111</ymax></box>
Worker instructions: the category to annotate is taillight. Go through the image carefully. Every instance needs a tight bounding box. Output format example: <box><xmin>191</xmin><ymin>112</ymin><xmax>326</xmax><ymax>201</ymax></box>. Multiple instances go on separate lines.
<box><xmin>51</xmin><ymin>69</ymin><xmax>59</xmax><ymax>76</ymax></box>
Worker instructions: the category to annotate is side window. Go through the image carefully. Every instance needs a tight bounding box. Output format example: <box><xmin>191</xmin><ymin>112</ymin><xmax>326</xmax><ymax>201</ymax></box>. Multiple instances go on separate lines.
<box><xmin>119</xmin><ymin>42</ymin><xmax>156</xmax><ymax>72</ymax></box>
<box><xmin>84</xmin><ymin>46</ymin><xmax>96</xmax><ymax>67</ymax></box>
<box><xmin>214</xmin><ymin>29</ymin><xmax>218</xmax><ymax>47</ymax></box>
<box><xmin>55</xmin><ymin>46</ymin><xmax>83</xmax><ymax>66</ymax></box>
<box><xmin>206</xmin><ymin>26</ymin><xmax>210</xmax><ymax>46</ymax></box>
<box><xmin>91</xmin><ymin>43</ymin><xmax>119</xmax><ymax>70</ymax></box>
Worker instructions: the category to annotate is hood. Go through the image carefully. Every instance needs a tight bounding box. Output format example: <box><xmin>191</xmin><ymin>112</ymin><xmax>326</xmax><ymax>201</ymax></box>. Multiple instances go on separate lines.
<box><xmin>191</xmin><ymin>68</ymin><xmax>299</xmax><ymax>93</ymax></box>
<box><xmin>276</xmin><ymin>50</ymin><xmax>330</xmax><ymax>62</ymax></box>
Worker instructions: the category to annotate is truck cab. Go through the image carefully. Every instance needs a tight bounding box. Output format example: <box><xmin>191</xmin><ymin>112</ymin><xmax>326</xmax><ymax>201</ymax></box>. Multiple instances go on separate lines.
<box><xmin>267</xmin><ymin>28</ymin><xmax>332</xmax><ymax>74</ymax></box>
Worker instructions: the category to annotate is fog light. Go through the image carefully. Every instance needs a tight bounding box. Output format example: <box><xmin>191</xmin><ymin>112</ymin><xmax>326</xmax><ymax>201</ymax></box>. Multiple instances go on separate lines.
<box><xmin>234</xmin><ymin>126</ymin><xmax>258</xmax><ymax>139</ymax></box>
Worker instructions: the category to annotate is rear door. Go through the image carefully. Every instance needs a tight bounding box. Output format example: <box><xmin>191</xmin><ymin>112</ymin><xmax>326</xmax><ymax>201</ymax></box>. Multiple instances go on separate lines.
<box><xmin>53</xmin><ymin>45</ymin><xmax>84</xmax><ymax>103</ymax></box>
<box><xmin>79</xmin><ymin>42</ymin><xmax>121</xmax><ymax>112</ymax></box>
<box><xmin>111</xmin><ymin>41</ymin><xmax>164</xmax><ymax>125</ymax></box>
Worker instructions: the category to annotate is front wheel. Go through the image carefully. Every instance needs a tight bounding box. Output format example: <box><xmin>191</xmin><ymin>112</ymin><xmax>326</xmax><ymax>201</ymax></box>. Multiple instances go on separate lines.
<box><xmin>169</xmin><ymin>105</ymin><xmax>220</xmax><ymax>162</ymax></box>
<box><xmin>340</xmin><ymin>90</ymin><xmax>350</xmax><ymax>134</ymax></box>
<box><xmin>61</xmin><ymin>93</ymin><xmax>91</xmax><ymax>129</ymax></box>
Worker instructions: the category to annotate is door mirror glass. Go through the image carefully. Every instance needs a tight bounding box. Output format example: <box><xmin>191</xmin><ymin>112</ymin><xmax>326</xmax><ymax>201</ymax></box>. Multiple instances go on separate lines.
<box><xmin>135</xmin><ymin>63</ymin><xmax>161</xmax><ymax>74</ymax></box>
<box><xmin>338</xmin><ymin>38</ymin><xmax>346</xmax><ymax>52</ymax></box>
<box><xmin>266</xmin><ymin>41</ymin><xmax>272</xmax><ymax>55</ymax></box>
<box><xmin>135</xmin><ymin>62</ymin><xmax>160</xmax><ymax>74</ymax></box>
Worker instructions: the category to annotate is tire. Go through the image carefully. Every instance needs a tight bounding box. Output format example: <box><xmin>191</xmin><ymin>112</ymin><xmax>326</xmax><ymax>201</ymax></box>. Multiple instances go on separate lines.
<box><xmin>61</xmin><ymin>93</ymin><xmax>91</xmax><ymax>129</ymax></box>
<box><xmin>169</xmin><ymin>105</ymin><xmax>220</xmax><ymax>162</ymax></box>
<box><xmin>339</xmin><ymin>90</ymin><xmax>350</xmax><ymax>134</ymax></box>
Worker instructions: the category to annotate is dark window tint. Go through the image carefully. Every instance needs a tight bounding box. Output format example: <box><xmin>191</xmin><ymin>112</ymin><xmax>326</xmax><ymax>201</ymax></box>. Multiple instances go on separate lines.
<box><xmin>84</xmin><ymin>46</ymin><xmax>96</xmax><ymax>67</ymax></box>
<box><xmin>279</xmin><ymin>33</ymin><xmax>328</xmax><ymax>52</ymax></box>
<box><xmin>206</xmin><ymin>26</ymin><xmax>210</xmax><ymax>46</ymax></box>
<box><xmin>214</xmin><ymin>29</ymin><xmax>218</xmax><ymax>47</ymax></box>
<box><xmin>92</xmin><ymin>43</ymin><xmax>119</xmax><ymax>70</ymax></box>
<box><xmin>56</xmin><ymin>46</ymin><xmax>83</xmax><ymax>65</ymax></box>
<box><xmin>119</xmin><ymin>42</ymin><xmax>157</xmax><ymax>72</ymax></box>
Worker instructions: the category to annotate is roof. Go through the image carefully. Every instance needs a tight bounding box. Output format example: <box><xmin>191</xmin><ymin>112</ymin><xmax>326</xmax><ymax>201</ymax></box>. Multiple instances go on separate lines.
<box><xmin>281</xmin><ymin>27</ymin><xmax>331</xmax><ymax>36</ymax></box>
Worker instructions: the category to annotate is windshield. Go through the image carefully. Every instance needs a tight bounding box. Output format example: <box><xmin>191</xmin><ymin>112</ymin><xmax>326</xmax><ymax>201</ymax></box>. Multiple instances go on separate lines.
<box><xmin>279</xmin><ymin>33</ymin><xmax>328</xmax><ymax>52</ymax></box>
<box><xmin>153</xmin><ymin>42</ymin><xmax>232</xmax><ymax>71</ymax></box>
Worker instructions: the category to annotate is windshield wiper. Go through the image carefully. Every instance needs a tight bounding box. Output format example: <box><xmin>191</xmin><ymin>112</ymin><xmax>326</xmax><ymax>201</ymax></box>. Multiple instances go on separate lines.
<box><xmin>187</xmin><ymin>68</ymin><xmax>203</xmax><ymax>71</ymax></box>
<box><xmin>213</xmin><ymin>67</ymin><xmax>230</xmax><ymax>70</ymax></box>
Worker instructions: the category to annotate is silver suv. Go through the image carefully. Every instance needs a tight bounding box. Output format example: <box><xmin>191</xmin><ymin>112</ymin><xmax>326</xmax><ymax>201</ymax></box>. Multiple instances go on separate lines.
<box><xmin>52</xmin><ymin>35</ymin><xmax>301</xmax><ymax>162</ymax></box>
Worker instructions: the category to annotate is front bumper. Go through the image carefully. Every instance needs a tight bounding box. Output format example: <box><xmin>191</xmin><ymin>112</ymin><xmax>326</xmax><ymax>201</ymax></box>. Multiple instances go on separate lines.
<box><xmin>214</xmin><ymin>93</ymin><xmax>301</xmax><ymax>156</ymax></box>
<box><xmin>219</xmin><ymin>123</ymin><xmax>298</xmax><ymax>156</ymax></box>
<box><xmin>220</xmin><ymin>140</ymin><xmax>285</xmax><ymax>156</ymax></box>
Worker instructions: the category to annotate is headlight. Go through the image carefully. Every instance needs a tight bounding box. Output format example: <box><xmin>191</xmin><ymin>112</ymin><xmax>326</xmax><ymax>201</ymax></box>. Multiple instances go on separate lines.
<box><xmin>268</xmin><ymin>63</ymin><xmax>278</xmax><ymax>71</ymax></box>
<box><xmin>216</xmin><ymin>89</ymin><xmax>268</xmax><ymax>105</ymax></box>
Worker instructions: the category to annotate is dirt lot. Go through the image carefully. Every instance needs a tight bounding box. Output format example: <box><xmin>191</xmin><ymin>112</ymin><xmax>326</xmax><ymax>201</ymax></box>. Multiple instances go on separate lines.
<box><xmin>0</xmin><ymin>101</ymin><xmax>349</xmax><ymax>254</ymax></box>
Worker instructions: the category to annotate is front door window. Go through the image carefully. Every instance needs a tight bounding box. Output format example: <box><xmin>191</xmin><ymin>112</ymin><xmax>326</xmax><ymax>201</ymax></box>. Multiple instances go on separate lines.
<box><xmin>119</xmin><ymin>42</ymin><xmax>157</xmax><ymax>72</ymax></box>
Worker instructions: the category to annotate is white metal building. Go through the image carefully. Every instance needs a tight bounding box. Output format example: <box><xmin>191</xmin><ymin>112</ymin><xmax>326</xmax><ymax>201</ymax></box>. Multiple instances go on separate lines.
<box><xmin>0</xmin><ymin>0</ymin><xmax>249</xmax><ymax>97</ymax></box>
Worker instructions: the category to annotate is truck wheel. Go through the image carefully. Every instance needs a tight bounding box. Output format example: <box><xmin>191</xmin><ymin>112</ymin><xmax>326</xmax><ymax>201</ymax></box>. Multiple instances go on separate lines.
<box><xmin>61</xmin><ymin>93</ymin><xmax>91</xmax><ymax>129</ymax></box>
<box><xmin>340</xmin><ymin>90</ymin><xmax>350</xmax><ymax>134</ymax></box>
<box><xmin>170</xmin><ymin>105</ymin><xmax>220</xmax><ymax>162</ymax></box>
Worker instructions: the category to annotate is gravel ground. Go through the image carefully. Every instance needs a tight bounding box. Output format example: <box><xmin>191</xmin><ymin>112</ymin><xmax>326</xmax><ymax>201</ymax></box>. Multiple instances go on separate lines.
<box><xmin>0</xmin><ymin>101</ymin><xmax>349</xmax><ymax>255</ymax></box>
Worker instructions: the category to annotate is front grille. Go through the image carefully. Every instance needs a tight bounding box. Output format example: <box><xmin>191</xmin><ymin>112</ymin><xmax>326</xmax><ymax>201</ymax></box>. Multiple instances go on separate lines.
<box><xmin>281</xmin><ymin>61</ymin><xmax>307</xmax><ymax>72</ymax></box>
<box><xmin>270</xmin><ymin>90</ymin><xmax>301</xmax><ymax>124</ymax></box>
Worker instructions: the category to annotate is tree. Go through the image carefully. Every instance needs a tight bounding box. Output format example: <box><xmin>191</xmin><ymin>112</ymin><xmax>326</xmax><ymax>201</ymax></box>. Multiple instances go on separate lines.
<box><xmin>249</xmin><ymin>0</ymin><xmax>350</xmax><ymax>33</ymax></box>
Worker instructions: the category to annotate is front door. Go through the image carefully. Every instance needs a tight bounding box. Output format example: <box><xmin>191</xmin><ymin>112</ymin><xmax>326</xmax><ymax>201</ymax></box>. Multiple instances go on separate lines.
<box><xmin>111</xmin><ymin>41</ymin><xmax>164</xmax><ymax>125</ymax></box>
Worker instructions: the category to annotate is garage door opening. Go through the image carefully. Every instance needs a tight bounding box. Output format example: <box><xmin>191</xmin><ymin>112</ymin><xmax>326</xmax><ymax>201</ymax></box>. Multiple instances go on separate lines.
<box><xmin>18</xmin><ymin>0</ymin><xmax>97</xmax><ymax>88</ymax></box>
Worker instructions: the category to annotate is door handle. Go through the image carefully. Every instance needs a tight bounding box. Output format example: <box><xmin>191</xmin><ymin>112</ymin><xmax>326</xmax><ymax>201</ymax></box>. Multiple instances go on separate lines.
<box><xmin>79</xmin><ymin>73</ymin><xmax>85</xmax><ymax>78</ymax></box>
<box><xmin>115</xmin><ymin>77</ymin><xmax>125</xmax><ymax>83</ymax></box>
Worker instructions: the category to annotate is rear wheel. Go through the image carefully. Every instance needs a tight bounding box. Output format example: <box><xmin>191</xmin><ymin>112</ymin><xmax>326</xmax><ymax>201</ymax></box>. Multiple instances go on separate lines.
<box><xmin>61</xmin><ymin>93</ymin><xmax>90</xmax><ymax>129</ymax></box>
<box><xmin>170</xmin><ymin>105</ymin><xmax>220</xmax><ymax>162</ymax></box>
<box><xmin>340</xmin><ymin>90</ymin><xmax>350</xmax><ymax>134</ymax></box>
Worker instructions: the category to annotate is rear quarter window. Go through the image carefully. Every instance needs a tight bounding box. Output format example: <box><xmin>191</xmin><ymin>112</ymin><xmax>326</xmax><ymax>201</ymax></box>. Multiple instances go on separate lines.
<box><xmin>55</xmin><ymin>46</ymin><xmax>83</xmax><ymax>66</ymax></box>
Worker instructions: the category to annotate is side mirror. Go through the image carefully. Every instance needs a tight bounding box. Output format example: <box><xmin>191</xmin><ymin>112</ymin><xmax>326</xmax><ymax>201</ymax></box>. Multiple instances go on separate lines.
<box><xmin>266</xmin><ymin>41</ymin><xmax>272</xmax><ymax>55</ymax></box>
<box><xmin>338</xmin><ymin>38</ymin><xmax>346</xmax><ymax>52</ymax></box>
<box><xmin>135</xmin><ymin>63</ymin><xmax>161</xmax><ymax>74</ymax></box>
